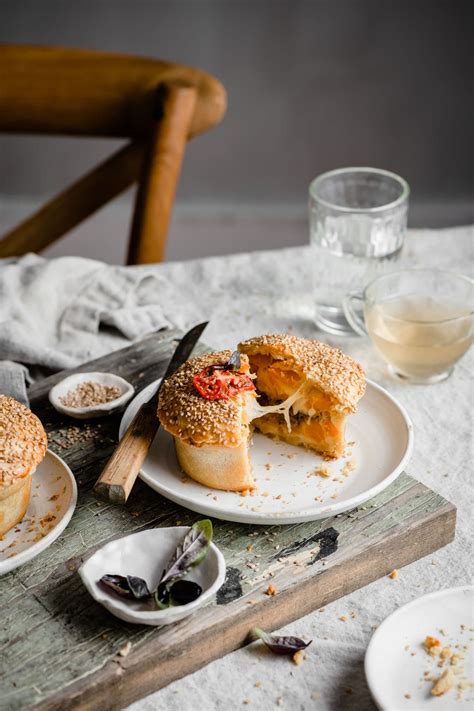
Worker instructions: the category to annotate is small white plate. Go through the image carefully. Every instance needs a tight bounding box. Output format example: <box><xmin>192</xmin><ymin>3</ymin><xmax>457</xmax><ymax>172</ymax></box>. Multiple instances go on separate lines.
<box><xmin>0</xmin><ymin>450</ymin><xmax>77</xmax><ymax>575</ymax></box>
<box><xmin>79</xmin><ymin>527</ymin><xmax>226</xmax><ymax>626</ymax></box>
<box><xmin>119</xmin><ymin>378</ymin><xmax>413</xmax><ymax>525</ymax></box>
<box><xmin>365</xmin><ymin>586</ymin><xmax>474</xmax><ymax>710</ymax></box>
<box><xmin>49</xmin><ymin>371</ymin><xmax>134</xmax><ymax>419</ymax></box>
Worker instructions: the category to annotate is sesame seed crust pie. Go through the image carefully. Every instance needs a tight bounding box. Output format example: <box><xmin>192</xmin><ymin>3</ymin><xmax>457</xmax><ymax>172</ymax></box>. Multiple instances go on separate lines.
<box><xmin>0</xmin><ymin>395</ymin><xmax>48</xmax><ymax>536</ymax></box>
<box><xmin>157</xmin><ymin>335</ymin><xmax>366</xmax><ymax>492</ymax></box>
<box><xmin>239</xmin><ymin>334</ymin><xmax>366</xmax><ymax>459</ymax></box>
<box><xmin>157</xmin><ymin>351</ymin><xmax>255</xmax><ymax>491</ymax></box>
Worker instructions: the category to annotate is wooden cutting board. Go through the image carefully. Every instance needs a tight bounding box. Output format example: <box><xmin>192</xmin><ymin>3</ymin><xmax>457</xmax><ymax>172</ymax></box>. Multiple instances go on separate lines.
<box><xmin>0</xmin><ymin>330</ymin><xmax>456</xmax><ymax>711</ymax></box>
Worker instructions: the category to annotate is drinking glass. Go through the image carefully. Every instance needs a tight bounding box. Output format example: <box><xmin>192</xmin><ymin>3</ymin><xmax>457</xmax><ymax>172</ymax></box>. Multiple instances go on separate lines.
<box><xmin>343</xmin><ymin>268</ymin><xmax>474</xmax><ymax>383</ymax></box>
<box><xmin>309</xmin><ymin>167</ymin><xmax>409</xmax><ymax>335</ymax></box>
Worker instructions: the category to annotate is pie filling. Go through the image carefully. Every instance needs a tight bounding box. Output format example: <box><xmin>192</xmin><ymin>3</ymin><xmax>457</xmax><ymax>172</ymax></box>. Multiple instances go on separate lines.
<box><xmin>243</xmin><ymin>354</ymin><xmax>346</xmax><ymax>458</ymax></box>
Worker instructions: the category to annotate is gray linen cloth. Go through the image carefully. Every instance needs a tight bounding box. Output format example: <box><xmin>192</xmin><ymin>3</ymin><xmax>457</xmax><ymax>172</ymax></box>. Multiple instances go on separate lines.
<box><xmin>0</xmin><ymin>253</ymin><xmax>172</xmax><ymax>404</ymax></box>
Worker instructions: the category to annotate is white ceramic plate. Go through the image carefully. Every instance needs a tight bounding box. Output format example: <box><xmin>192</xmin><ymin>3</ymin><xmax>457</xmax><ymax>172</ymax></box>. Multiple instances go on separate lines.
<box><xmin>79</xmin><ymin>527</ymin><xmax>226</xmax><ymax>626</ymax></box>
<box><xmin>365</xmin><ymin>586</ymin><xmax>474</xmax><ymax>710</ymax></box>
<box><xmin>0</xmin><ymin>450</ymin><xmax>77</xmax><ymax>575</ymax></box>
<box><xmin>49</xmin><ymin>371</ymin><xmax>134</xmax><ymax>419</ymax></box>
<box><xmin>119</xmin><ymin>377</ymin><xmax>413</xmax><ymax>525</ymax></box>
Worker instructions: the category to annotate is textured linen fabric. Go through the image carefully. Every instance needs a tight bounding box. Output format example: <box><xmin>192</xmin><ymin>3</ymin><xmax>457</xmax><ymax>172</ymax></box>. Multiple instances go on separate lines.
<box><xmin>0</xmin><ymin>253</ymin><xmax>171</xmax><ymax>398</ymax></box>
<box><xmin>121</xmin><ymin>225</ymin><xmax>471</xmax><ymax>711</ymax></box>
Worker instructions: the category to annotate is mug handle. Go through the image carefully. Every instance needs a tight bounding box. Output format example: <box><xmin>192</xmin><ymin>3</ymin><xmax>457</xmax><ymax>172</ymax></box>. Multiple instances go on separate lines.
<box><xmin>343</xmin><ymin>291</ymin><xmax>368</xmax><ymax>336</ymax></box>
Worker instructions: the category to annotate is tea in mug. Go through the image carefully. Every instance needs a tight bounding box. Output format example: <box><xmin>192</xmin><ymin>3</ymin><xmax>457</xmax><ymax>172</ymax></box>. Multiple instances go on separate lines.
<box><xmin>365</xmin><ymin>296</ymin><xmax>473</xmax><ymax>380</ymax></box>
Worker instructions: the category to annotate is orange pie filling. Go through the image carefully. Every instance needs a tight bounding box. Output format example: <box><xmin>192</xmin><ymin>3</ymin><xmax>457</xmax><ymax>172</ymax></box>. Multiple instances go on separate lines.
<box><xmin>246</xmin><ymin>353</ymin><xmax>347</xmax><ymax>458</ymax></box>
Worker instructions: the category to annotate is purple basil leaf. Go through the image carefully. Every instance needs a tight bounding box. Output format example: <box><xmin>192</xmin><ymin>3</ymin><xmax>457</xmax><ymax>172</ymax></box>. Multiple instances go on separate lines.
<box><xmin>224</xmin><ymin>351</ymin><xmax>241</xmax><ymax>372</ymax></box>
<box><xmin>169</xmin><ymin>580</ymin><xmax>202</xmax><ymax>605</ymax></box>
<box><xmin>100</xmin><ymin>574</ymin><xmax>150</xmax><ymax>600</ymax></box>
<box><xmin>155</xmin><ymin>581</ymin><xmax>171</xmax><ymax>609</ymax></box>
<box><xmin>252</xmin><ymin>627</ymin><xmax>312</xmax><ymax>655</ymax></box>
<box><xmin>127</xmin><ymin>576</ymin><xmax>151</xmax><ymax>599</ymax></box>
<box><xmin>100</xmin><ymin>574</ymin><xmax>133</xmax><ymax>598</ymax></box>
<box><xmin>160</xmin><ymin>519</ymin><xmax>213</xmax><ymax>586</ymax></box>
<box><xmin>155</xmin><ymin>579</ymin><xmax>202</xmax><ymax>609</ymax></box>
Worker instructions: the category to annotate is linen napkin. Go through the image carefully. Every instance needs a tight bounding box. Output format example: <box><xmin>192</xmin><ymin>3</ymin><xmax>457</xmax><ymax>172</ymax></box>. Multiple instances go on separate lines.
<box><xmin>0</xmin><ymin>253</ymin><xmax>172</xmax><ymax>404</ymax></box>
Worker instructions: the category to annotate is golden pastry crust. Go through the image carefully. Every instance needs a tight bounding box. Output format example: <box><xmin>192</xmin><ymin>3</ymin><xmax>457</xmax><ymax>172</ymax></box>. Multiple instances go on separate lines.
<box><xmin>157</xmin><ymin>351</ymin><xmax>252</xmax><ymax>447</ymax></box>
<box><xmin>239</xmin><ymin>334</ymin><xmax>365</xmax><ymax>413</ymax></box>
<box><xmin>0</xmin><ymin>396</ymin><xmax>48</xmax><ymax>487</ymax></box>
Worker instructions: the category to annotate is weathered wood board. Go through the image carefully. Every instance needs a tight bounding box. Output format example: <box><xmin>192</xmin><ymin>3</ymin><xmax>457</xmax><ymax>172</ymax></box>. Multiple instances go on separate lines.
<box><xmin>0</xmin><ymin>330</ymin><xmax>456</xmax><ymax>711</ymax></box>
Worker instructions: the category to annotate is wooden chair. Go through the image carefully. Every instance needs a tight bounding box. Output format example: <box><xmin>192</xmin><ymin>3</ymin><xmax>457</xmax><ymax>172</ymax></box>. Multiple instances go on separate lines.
<box><xmin>0</xmin><ymin>45</ymin><xmax>226</xmax><ymax>264</ymax></box>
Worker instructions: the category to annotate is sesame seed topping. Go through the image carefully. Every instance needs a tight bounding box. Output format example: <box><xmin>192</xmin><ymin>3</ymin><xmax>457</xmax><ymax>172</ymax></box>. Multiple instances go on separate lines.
<box><xmin>0</xmin><ymin>396</ymin><xmax>48</xmax><ymax>485</ymax></box>
<box><xmin>239</xmin><ymin>334</ymin><xmax>365</xmax><ymax>412</ymax></box>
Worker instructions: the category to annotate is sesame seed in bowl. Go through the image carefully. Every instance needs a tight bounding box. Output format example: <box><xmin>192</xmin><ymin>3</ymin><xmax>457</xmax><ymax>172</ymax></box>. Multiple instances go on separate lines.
<box><xmin>49</xmin><ymin>372</ymin><xmax>135</xmax><ymax>420</ymax></box>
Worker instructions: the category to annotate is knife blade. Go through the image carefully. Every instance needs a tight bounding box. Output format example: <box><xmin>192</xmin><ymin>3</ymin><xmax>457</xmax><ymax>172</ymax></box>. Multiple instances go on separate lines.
<box><xmin>93</xmin><ymin>322</ymin><xmax>208</xmax><ymax>503</ymax></box>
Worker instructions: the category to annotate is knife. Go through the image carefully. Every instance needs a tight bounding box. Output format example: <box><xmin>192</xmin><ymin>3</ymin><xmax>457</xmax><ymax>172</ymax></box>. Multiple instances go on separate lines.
<box><xmin>93</xmin><ymin>322</ymin><xmax>208</xmax><ymax>504</ymax></box>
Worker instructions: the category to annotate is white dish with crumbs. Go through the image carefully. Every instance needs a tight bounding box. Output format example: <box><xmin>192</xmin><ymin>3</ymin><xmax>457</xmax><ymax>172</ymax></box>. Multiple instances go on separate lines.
<box><xmin>0</xmin><ymin>450</ymin><xmax>77</xmax><ymax>575</ymax></box>
<box><xmin>49</xmin><ymin>372</ymin><xmax>135</xmax><ymax>419</ymax></box>
<box><xmin>365</xmin><ymin>586</ymin><xmax>474</xmax><ymax>710</ymax></box>
<box><xmin>119</xmin><ymin>377</ymin><xmax>413</xmax><ymax>525</ymax></box>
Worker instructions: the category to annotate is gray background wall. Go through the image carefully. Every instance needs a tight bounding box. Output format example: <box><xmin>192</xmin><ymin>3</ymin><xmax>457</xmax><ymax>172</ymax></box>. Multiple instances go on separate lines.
<box><xmin>0</xmin><ymin>0</ymin><xmax>472</xmax><ymax>263</ymax></box>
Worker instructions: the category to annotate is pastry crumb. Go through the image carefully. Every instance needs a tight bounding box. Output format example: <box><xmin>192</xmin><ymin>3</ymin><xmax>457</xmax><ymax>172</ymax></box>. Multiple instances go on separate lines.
<box><xmin>404</xmin><ymin>693</ymin><xmax>411</xmax><ymax>699</ymax></box>
<box><xmin>276</xmin><ymin>697</ymin><xmax>283</xmax><ymax>707</ymax></box>
<box><xmin>388</xmin><ymin>569</ymin><xmax>398</xmax><ymax>580</ymax></box>
<box><xmin>311</xmin><ymin>467</ymin><xmax>330</xmax><ymax>478</ymax></box>
<box><xmin>440</xmin><ymin>647</ymin><xmax>452</xmax><ymax>660</ymax></box>
<box><xmin>265</xmin><ymin>584</ymin><xmax>277</xmax><ymax>596</ymax></box>
<box><xmin>292</xmin><ymin>650</ymin><xmax>305</xmax><ymax>665</ymax></box>
<box><xmin>431</xmin><ymin>668</ymin><xmax>455</xmax><ymax>696</ymax></box>
<box><xmin>117</xmin><ymin>641</ymin><xmax>132</xmax><ymax>657</ymax></box>
<box><xmin>424</xmin><ymin>636</ymin><xmax>442</xmax><ymax>655</ymax></box>
<box><xmin>342</xmin><ymin>460</ymin><xmax>355</xmax><ymax>476</ymax></box>
<box><xmin>339</xmin><ymin>615</ymin><xmax>348</xmax><ymax>622</ymax></box>
<box><xmin>254</xmin><ymin>680</ymin><xmax>262</xmax><ymax>688</ymax></box>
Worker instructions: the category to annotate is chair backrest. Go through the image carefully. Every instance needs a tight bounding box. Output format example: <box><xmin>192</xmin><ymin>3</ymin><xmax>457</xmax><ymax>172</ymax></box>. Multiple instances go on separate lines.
<box><xmin>0</xmin><ymin>45</ymin><xmax>226</xmax><ymax>263</ymax></box>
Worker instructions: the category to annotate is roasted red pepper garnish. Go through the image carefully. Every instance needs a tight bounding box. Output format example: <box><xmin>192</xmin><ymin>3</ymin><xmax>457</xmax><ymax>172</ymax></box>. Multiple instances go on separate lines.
<box><xmin>193</xmin><ymin>365</ymin><xmax>255</xmax><ymax>401</ymax></box>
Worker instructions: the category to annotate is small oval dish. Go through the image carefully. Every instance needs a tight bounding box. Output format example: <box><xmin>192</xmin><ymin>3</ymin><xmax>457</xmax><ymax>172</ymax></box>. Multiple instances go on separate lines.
<box><xmin>78</xmin><ymin>527</ymin><xmax>226</xmax><ymax>626</ymax></box>
<box><xmin>49</xmin><ymin>372</ymin><xmax>135</xmax><ymax>419</ymax></box>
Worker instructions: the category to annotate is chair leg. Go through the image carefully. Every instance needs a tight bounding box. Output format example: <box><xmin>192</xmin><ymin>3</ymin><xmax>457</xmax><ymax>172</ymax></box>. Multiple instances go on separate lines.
<box><xmin>0</xmin><ymin>141</ymin><xmax>144</xmax><ymax>258</ymax></box>
<box><xmin>126</xmin><ymin>83</ymin><xmax>197</xmax><ymax>265</ymax></box>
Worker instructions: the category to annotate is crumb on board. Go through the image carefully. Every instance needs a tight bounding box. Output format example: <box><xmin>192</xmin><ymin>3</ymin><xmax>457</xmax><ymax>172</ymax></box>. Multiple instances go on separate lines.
<box><xmin>388</xmin><ymin>569</ymin><xmax>398</xmax><ymax>580</ymax></box>
<box><xmin>265</xmin><ymin>584</ymin><xmax>277</xmax><ymax>596</ymax></box>
<box><xmin>254</xmin><ymin>680</ymin><xmax>262</xmax><ymax>688</ymax></box>
<box><xmin>339</xmin><ymin>615</ymin><xmax>348</xmax><ymax>622</ymax></box>
<box><xmin>117</xmin><ymin>641</ymin><xmax>132</xmax><ymax>658</ymax></box>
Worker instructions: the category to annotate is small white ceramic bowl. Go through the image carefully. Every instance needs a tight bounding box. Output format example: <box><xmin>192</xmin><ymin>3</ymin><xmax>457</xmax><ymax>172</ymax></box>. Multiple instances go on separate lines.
<box><xmin>49</xmin><ymin>372</ymin><xmax>135</xmax><ymax>419</ymax></box>
<box><xmin>78</xmin><ymin>527</ymin><xmax>226</xmax><ymax>626</ymax></box>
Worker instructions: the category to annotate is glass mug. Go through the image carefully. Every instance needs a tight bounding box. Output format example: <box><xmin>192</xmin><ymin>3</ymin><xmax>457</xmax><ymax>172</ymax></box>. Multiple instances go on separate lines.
<box><xmin>309</xmin><ymin>167</ymin><xmax>409</xmax><ymax>335</ymax></box>
<box><xmin>343</xmin><ymin>269</ymin><xmax>474</xmax><ymax>383</ymax></box>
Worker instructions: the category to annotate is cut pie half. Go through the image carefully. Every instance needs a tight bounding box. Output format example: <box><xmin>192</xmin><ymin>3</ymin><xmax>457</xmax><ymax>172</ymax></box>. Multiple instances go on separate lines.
<box><xmin>157</xmin><ymin>335</ymin><xmax>365</xmax><ymax>491</ymax></box>
<box><xmin>239</xmin><ymin>334</ymin><xmax>366</xmax><ymax>459</ymax></box>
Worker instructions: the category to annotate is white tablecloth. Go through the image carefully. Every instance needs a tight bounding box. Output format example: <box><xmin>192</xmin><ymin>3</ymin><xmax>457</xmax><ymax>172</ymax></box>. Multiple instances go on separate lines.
<box><xmin>125</xmin><ymin>226</ymin><xmax>473</xmax><ymax>711</ymax></box>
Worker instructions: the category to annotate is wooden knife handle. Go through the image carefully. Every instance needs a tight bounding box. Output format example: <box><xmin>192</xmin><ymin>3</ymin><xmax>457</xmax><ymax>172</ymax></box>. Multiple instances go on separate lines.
<box><xmin>94</xmin><ymin>403</ymin><xmax>158</xmax><ymax>504</ymax></box>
